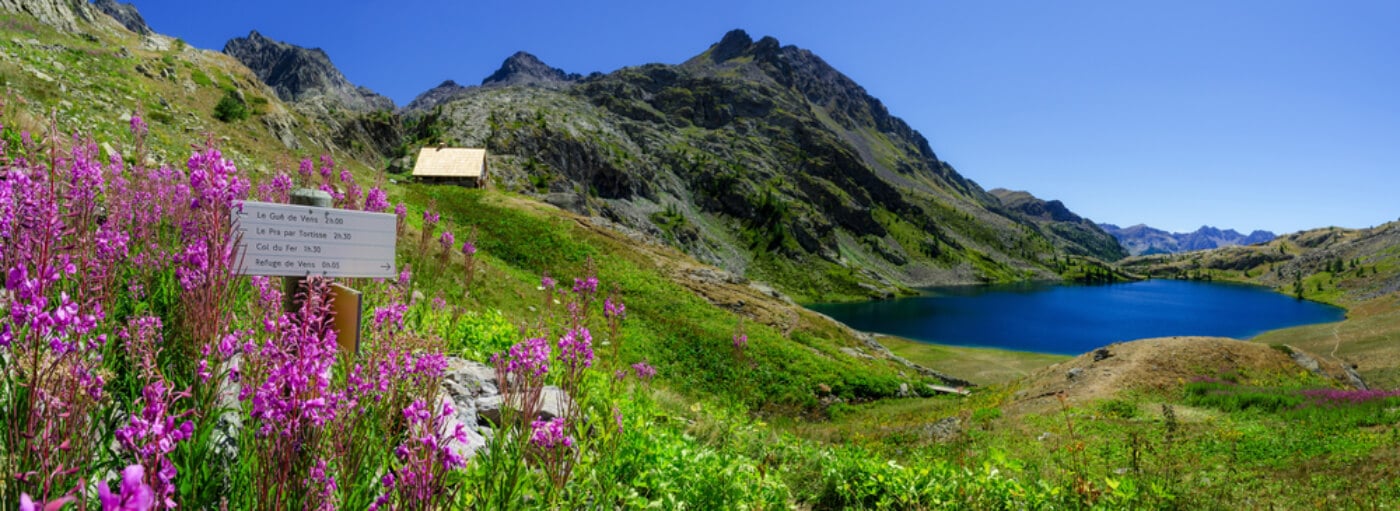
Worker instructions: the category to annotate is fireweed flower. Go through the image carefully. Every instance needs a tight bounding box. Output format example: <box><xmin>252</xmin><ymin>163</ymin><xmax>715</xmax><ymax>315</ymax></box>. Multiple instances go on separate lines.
<box><xmin>97</xmin><ymin>464</ymin><xmax>155</xmax><ymax>511</ymax></box>
<box><xmin>505</xmin><ymin>337</ymin><xmax>551</xmax><ymax>377</ymax></box>
<box><xmin>541</xmin><ymin>273</ymin><xmax>556</xmax><ymax>290</ymax></box>
<box><xmin>604</xmin><ymin>298</ymin><xmax>626</xmax><ymax>320</ymax></box>
<box><xmin>364</xmin><ymin>187</ymin><xmax>389</xmax><ymax>212</ymax></box>
<box><xmin>257</xmin><ymin>173</ymin><xmax>293</xmax><ymax>203</ymax></box>
<box><xmin>306</xmin><ymin>458</ymin><xmax>337</xmax><ymax>511</ymax></box>
<box><xmin>378</xmin><ymin>399</ymin><xmax>467</xmax><ymax>508</ymax></box>
<box><xmin>558</xmin><ymin>327</ymin><xmax>594</xmax><ymax>369</ymax></box>
<box><xmin>114</xmin><ymin>379</ymin><xmax>193</xmax><ymax>508</ymax></box>
<box><xmin>298</xmin><ymin>158</ymin><xmax>314</xmax><ymax>184</ymax></box>
<box><xmin>530</xmin><ymin>417</ymin><xmax>574</xmax><ymax>450</ymax></box>
<box><xmin>20</xmin><ymin>494</ymin><xmax>75</xmax><ymax>511</ymax></box>
<box><xmin>632</xmin><ymin>361</ymin><xmax>657</xmax><ymax>381</ymax></box>
<box><xmin>439</xmin><ymin>230</ymin><xmax>455</xmax><ymax>253</ymax></box>
<box><xmin>319</xmin><ymin>155</ymin><xmax>335</xmax><ymax>182</ymax></box>
<box><xmin>374</xmin><ymin>303</ymin><xmax>409</xmax><ymax>331</ymax></box>
<box><xmin>573</xmin><ymin>275</ymin><xmax>598</xmax><ymax>295</ymax></box>
<box><xmin>129</xmin><ymin>113</ymin><xmax>147</xmax><ymax>136</ymax></box>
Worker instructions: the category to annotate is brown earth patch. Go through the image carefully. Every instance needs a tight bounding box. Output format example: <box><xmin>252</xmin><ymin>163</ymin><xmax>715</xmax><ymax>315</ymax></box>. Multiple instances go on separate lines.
<box><xmin>1005</xmin><ymin>336</ymin><xmax>1356</xmax><ymax>417</ymax></box>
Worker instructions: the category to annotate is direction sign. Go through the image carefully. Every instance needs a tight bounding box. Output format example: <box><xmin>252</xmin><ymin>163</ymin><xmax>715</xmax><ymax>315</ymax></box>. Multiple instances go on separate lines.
<box><xmin>232</xmin><ymin>201</ymin><xmax>397</xmax><ymax>278</ymax></box>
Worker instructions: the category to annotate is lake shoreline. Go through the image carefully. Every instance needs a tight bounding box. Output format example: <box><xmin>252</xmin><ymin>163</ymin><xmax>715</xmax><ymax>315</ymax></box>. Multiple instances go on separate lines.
<box><xmin>808</xmin><ymin>278</ymin><xmax>1348</xmax><ymax>371</ymax></box>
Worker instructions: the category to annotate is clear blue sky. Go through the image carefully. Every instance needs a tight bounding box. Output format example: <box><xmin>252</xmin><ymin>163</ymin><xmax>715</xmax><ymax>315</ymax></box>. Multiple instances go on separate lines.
<box><xmin>130</xmin><ymin>0</ymin><xmax>1399</xmax><ymax>234</ymax></box>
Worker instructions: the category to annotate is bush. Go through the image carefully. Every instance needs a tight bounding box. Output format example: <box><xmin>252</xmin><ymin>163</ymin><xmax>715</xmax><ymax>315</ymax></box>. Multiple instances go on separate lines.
<box><xmin>213</xmin><ymin>90</ymin><xmax>247</xmax><ymax>122</ymax></box>
<box><xmin>1097</xmin><ymin>399</ymin><xmax>1139</xmax><ymax>419</ymax></box>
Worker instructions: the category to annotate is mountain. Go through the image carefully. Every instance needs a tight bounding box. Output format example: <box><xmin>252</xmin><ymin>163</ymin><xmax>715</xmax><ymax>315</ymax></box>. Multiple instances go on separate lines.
<box><xmin>396</xmin><ymin>29</ymin><xmax>1117</xmax><ymax>300</ymax></box>
<box><xmin>223</xmin><ymin>30</ymin><xmax>393</xmax><ymax>113</ymax></box>
<box><xmin>92</xmin><ymin>0</ymin><xmax>149</xmax><ymax>35</ymax></box>
<box><xmin>1100</xmin><ymin>223</ymin><xmax>1276</xmax><ymax>256</ymax></box>
<box><xmin>481</xmin><ymin>51</ymin><xmax>580</xmax><ymax>88</ymax></box>
<box><xmin>403</xmin><ymin>79</ymin><xmax>472</xmax><ymax>112</ymax></box>
<box><xmin>989</xmin><ymin>189</ymin><xmax>1126</xmax><ymax>261</ymax></box>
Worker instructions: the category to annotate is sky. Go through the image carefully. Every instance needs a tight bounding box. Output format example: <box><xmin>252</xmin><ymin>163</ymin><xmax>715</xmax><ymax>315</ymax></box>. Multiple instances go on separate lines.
<box><xmin>130</xmin><ymin>0</ymin><xmax>1400</xmax><ymax>234</ymax></box>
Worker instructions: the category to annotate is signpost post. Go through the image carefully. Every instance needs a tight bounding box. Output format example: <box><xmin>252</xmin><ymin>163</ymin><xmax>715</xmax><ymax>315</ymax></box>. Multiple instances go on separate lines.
<box><xmin>232</xmin><ymin>191</ymin><xmax>397</xmax><ymax>356</ymax></box>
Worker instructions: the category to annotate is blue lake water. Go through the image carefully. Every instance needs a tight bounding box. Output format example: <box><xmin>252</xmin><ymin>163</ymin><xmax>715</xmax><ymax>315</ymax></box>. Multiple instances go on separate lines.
<box><xmin>806</xmin><ymin>279</ymin><xmax>1346</xmax><ymax>355</ymax></box>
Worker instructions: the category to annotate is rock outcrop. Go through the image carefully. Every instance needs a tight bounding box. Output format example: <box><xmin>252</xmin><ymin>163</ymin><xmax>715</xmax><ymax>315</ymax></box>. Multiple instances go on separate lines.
<box><xmin>223</xmin><ymin>30</ymin><xmax>394</xmax><ymax>113</ymax></box>
<box><xmin>92</xmin><ymin>0</ymin><xmax>148</xmax><ymax>35</ymax></box>
<box><xmin>438</xmin><ymin>357</ymin><xmax>577</xmax><ymax>461</ymax></box>
<box><xmin>0</xmin><ymin>0</ymin><xmax>96</xmax><ymax>32</ymax></box>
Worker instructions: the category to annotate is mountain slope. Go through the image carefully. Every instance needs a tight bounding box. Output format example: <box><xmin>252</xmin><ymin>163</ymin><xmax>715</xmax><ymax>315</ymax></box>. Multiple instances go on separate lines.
<box><xmin>989</xmin><ymin>189</ymin><xmax>1126</xmax><ymax>261</ymax></box>
<box><xmin>1100</xmin><ymin>223</ymin><xmax>1276</xmax><ymax>255</ymax></box>
<box><xmin>398</xmin><ymin>30</ymin><xmax>1116</xmax><ymax>301</ymax></box>
<box><xmin>0</xmin><ymin>2</ymin><xmax>382</xmax><ymax>176</ymax></box>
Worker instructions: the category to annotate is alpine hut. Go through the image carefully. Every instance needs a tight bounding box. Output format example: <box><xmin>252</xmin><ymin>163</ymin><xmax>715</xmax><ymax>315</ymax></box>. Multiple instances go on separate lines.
<box><xmin>411</xmin><ymin>147</ymin><xmax>489</xmax><ymax>187</ymax></box>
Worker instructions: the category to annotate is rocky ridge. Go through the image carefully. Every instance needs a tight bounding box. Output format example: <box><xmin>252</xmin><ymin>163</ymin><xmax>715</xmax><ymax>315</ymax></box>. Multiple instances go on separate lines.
<box><xmin>396</xmin><ymin>29</ymin><xmax>1119</xmax><ymax>299</ymax></box>
<box><xmin>223</xmin><ymin>30</ymin><xmax>394</xmax><ymax>113</ymax></box>
<box><xmin>1100</xmin><ymin>222</ymin><xmax>1276</xmax><ymax>256</ymax></box>
<box><xmin>990</xmin><ymin>189</ymin><xmax>1126</xmax><ymax>261</ymax></box>
<box><xmin>92</xmin><ymin>0</ymin><xmax>148</xmax><ymax>35</ymax></box>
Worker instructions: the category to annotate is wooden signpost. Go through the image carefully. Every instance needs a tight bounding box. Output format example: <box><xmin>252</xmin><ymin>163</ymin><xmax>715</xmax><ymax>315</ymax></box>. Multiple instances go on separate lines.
<box><xmin>232</xmin><ymin>190</ymin><xmax>396</xmax><ymax>356</ymax></box>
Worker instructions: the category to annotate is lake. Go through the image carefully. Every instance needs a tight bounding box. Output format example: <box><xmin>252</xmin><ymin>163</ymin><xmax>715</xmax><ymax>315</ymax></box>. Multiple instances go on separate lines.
<box><xmin>807</xmin><ymin>279</ymin><xmax>1346</xmax><ymax>355</ymax></box>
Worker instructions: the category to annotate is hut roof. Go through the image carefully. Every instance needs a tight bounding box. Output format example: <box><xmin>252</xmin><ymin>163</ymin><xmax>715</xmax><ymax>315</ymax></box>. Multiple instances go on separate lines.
<box><xmin>411</xmin><ymin>147</ymin><xmax>487</xmax><ymax>178</ymax></box>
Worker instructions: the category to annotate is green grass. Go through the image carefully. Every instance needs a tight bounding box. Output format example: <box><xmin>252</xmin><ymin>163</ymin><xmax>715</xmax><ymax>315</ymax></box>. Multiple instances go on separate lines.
<box><xmin>395</xmin><ymin>184</ymin><xmax>933</xmax><ymax>414</ymax></box>
<box><xmin>880</xmin><ymin>336</ymin><xmax>1069</xmax><ymax>386</ymax></box>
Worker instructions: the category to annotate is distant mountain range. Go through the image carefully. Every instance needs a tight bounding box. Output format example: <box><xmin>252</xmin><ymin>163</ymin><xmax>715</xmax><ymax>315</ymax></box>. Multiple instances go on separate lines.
<box><xmin>1099</xmin><ymin>223</ymin><xmax>1276</xmax><ymax>256</ymax></box>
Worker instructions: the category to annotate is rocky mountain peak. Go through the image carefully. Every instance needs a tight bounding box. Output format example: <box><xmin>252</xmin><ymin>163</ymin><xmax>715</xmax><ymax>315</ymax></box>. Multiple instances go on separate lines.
<box><xmin>481</xmin><ymin>51</ymin><xmax>579</xmax><ymax>88</ymax></box>
<box><xmin>403</xmin><ymin>79</ymin><xmax>473</xmax><ymax>112</ymax></box>
<box><xmin>223</xmin><ymin>30</ymin><xmax>393</xmax><ymax>112</ymax></box>
<box><xmin>686</xmin><ymin>29</ymin><xmax>951</xmax><ymax>186</ymax></box>
<box><xmin>92</xmin><ymin>0</ymin><xmax>149</xmax><ymax>35</ymax></box>
<box><xmin>710</xmin><ymin>29</ymin><xmax>753</xmax><ymax>62</ymax></box>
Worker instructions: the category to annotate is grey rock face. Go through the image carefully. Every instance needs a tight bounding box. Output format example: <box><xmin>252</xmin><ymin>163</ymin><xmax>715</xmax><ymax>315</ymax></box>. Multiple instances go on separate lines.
<box><xmin>0</xmin><ymin>0</ymin><xmax>96</xmax><ymax>32</ymax></box>
<box><xmin>92</xmin><ymin>0</ymin><xmax>148</xmax><ymax>35</ymax></box>
<box><xmin>223</xmin><ymin>30</ymin><xmax>393</xmax><ymax>113</ymax></box>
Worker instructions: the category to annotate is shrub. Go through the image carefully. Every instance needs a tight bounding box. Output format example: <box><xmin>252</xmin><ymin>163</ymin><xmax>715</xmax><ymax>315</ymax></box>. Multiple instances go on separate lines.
<box><xmin>1098</xmin><ymin>399</ymin><xmax>1139</xmax><ymax>419</ymax></box>
<box><xmin>213</xmin><ymin>90</ymin><xmax>247</xmax><ymax>122</ymax></box>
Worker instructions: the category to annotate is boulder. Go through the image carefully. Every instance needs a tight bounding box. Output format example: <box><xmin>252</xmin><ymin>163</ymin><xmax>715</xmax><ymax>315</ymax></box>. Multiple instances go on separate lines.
<box><xmin>477</xmin><ymin>386</ymin><xmax>573</xmax><ymax>427</ymax></box>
